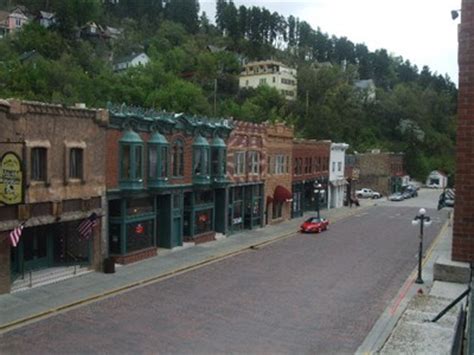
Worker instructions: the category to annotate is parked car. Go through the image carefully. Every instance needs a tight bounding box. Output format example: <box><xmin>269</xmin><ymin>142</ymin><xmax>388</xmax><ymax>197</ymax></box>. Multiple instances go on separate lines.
<box><xmin>438</xmin><ymin>188</ymin><xmax>455</xmax><ymax>209</ymax></box>
<box><xmin>300</xmin><ymin>217</ymin><xmax>329</xmax><ymax>233</ymax></box>
<box><xmin>403</xmin><ymin>185</ymin><xmax>418</xmax><ymax>198</ymax></box>
<box><xmin>355</xmin><ymin>188</ymin><xmax>382</xmax><ymax>199</ymax></box>
<box><xmin>389</xmin><ymin>192</ymin><xmax>405</xmax><ymax>201</ymax></box>
<box><xmin>402</xmin><ymin>191</ymin><xmax>412</xmax><ymax>199</ymax></box>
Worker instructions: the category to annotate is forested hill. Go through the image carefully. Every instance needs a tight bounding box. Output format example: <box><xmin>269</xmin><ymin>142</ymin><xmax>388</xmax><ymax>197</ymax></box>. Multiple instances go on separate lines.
<box><xmin>0</xmin><ymin>0</ymin><xmax>457</xmax><ymax>180</ymax></box>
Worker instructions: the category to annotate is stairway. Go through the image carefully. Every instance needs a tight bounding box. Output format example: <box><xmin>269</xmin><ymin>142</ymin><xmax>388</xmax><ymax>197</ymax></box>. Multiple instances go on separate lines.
<box><xmin>11</xmin><ymin>265</ymin><xmax>92</xmax><ymax>293</ymax></box>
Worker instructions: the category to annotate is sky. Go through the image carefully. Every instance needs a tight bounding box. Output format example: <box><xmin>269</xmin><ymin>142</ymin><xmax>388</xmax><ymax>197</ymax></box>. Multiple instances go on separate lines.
<box><xmin>200</xmin><ymin>0</ymin><xmax>461</xmax><ymax>85</ymax></box>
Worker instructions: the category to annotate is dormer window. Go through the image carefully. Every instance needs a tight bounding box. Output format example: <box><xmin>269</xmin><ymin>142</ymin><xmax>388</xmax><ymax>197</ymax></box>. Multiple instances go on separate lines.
<box><xmin>119</xmin><ymin>129</ymin><xmax>144</xmax><ymax>190</ymax></box>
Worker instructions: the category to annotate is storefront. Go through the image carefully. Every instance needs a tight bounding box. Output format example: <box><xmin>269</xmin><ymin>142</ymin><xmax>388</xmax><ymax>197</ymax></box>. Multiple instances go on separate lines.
<box><xmin>183</xmin><ymin>189</ymin><xmax>215</xmax><ymax>242</ymax></box>
<box><xmin>228</xmin><ymin>183</ymin><xmax>264</xmax><ymax>233</ymax></box>
<box><xmin>10</xmin><ymin>221</ymin><xmax>92</xmax><ymax>278</ymax></box>
<box><xmin>108</xmin><ymin>197</ymin><xmax>156</xmax><ymax>263</ymax></box>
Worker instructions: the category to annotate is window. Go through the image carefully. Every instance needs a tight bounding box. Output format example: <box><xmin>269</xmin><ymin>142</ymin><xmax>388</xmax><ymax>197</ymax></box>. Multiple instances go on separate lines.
<box><xmin>275</xmin><ymin>155</ymin><xmax>285</xmax><ymax>174</ymax></box>
<box><xmin>172</xmin><ymin>140</ymin><xmax>184</xmax><ymax>177</ymax></box>
<box><xmin>194</xmin><ymin>147</ymin><xmax>209</xmax><ymax>176</ymax></box>
<box><xmin>272</xmin><ymin>76</ymin><xmax>276</xmax><ymax>83</ymax></box>
<box><xmin>31</xmin><ymin>148</ymin><xmax>47</xmax><ymax>181</ymax></box>
<box><xmin>195</xmin><ymin>209</ymin><xmax>213</xmax><ymax>235</ymax></box>
<box><xmin>160</xmin><ymin>146</ymin><xmax>168</xmax><ymax>178</ymax></box>
<box><xmin>135</xmin><ymin>146</ymin><xmax>143</xmax><ymax>179</ymax></box>
<box><xmin>234</xmin><ymin>151</ymin><xmax>246</xmax><ymax>175</ymax></box>
<box><xmin>259</xmin><ymin>78</ymin><xmax>267</xmax><ymax>85</ymax></box>
<box><xmin>148</xmin><ymin>146</ymin><xmax>158</xmax><ymax>179</ymax></box>
<box><xmin>332</xmin><ymin>162</ymin><xmax>336</xmax><ymax>172</ymax></box>
<box><xmin>248</xmin><ymin>151</ymin><xmax>260</xmax><ymax>174</ymax></box>
<box><xmin>211</xmin><ymin>148</ymin><xmax>219</xmax><ymax>176</ymax></box>
<box><xmin>69</xmin><ymin>148</ymin><xmax>83</xmax><ymax>179</ymax></box>
<box><xmin>122</xmin><ymin>145</ymin><xmax>131</xmax><ymax>179</ymax></box>
<box><xmin>338</xmin><ymin>162</ymin><xmax>342</xmax><ymax>172</ymax></box>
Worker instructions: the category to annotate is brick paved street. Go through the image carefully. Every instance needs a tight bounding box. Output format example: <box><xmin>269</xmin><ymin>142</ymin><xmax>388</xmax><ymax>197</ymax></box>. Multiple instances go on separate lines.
<box><xmin>0</xmin><ymin>202</ymin><xmax>448</xmax><ymax>354</ymax></box>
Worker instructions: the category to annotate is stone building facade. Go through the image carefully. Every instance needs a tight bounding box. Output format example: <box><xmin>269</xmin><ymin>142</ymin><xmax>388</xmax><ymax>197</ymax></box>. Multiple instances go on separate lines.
<box><xmin>226</xmin><ymin>121</ymin><xmax>266</xmax><ymax>233</ymax></box>
<box><xmin>0</xmin><ymin>100</ymin><xmax>108</xmax><ymax>294</ymax></box>
<box><xmin>453</xmin><ymin>0</ymin><xmax>474</xmax><ymax>262</ymax></box>
<box><xmin>264</xmin><ymin>122</ymin><xmax>294</xmax><ymax>224</ymax></box>
<box><xmin>351</xmin><ymin>151</ymin><xmax>405</xmax><ymax>197</ymax></box>
<box><xmin>105</xmin><ymin>105</ymin><xmax>232</xmax><ymax>264</ymax></box>
<box><xmin>291</xmin><ymin>139</ymin><xmax>331</xmax><ymax>218</ymax></box>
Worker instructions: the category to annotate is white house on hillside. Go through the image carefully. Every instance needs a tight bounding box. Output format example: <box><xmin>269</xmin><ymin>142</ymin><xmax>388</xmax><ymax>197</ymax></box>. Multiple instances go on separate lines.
<box><xmin>239</xmin><ymin>60</ymin><xmax>297</xmax><ymax>100</ymax></box>
<box><xmin>329</xmin><ymin>142</ymin><xmax>349</xmax><ymax>209</ymax></box>
<box><xmin>113</xmin><ymin>52</ymin><xmax>150</xmax><ymax>72</ymax></box>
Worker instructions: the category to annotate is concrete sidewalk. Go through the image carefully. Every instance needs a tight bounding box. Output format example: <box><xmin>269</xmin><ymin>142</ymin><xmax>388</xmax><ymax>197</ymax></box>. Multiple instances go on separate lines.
<box><xmin>0</xmin><ymin>201</ymin><xmax>373</xmax><ymax>333</ymax></box>
<box><xmin>358</xmin><ymin>212</ymin><xmax>470</xmax><ymax>354</ymax></box>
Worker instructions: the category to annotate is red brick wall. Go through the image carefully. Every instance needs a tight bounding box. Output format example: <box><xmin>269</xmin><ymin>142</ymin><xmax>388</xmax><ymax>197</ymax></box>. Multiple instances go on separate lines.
<box><xmin>227</xmin><ymin>121</ymin><xmax>266</xmax><ymax>184</ymax></box>
<box><xmin>292</xmin><ymin>139</ymin><xmax>330</xmax><ymax>183</ymax></box>
<box><xmin>453</xmin><ymin>0</ymin><xmax>474</xmax><ymax>262</ymax></box>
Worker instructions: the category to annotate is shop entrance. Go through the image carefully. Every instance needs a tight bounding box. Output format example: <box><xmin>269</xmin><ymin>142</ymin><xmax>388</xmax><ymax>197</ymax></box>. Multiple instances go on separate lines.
<box><xmin>22</xmin><ymin>226</ymin><xmax>51</xmax><ymax>271</ymax></box>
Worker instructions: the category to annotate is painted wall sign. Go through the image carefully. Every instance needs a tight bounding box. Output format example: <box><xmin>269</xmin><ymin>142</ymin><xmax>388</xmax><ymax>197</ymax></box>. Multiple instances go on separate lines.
<box><xmin>0</xmin><ymin>152</ymin><xmax>23</xmax><ymax>205</ymax></box>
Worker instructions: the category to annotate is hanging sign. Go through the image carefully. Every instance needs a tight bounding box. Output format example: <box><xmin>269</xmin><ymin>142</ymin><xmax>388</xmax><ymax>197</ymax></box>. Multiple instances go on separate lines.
<box><xmin>0</xmin><ymin>152</ymin><xmax>23</xmax><ymax>205</ymax></box>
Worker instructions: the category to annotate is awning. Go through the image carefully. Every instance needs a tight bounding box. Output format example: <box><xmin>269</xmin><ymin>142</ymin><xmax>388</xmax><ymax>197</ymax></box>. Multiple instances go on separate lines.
<box><xmin>274</xmin><ymin>185</ymin><xmax>293</xmax><ymax>203</ymax></box>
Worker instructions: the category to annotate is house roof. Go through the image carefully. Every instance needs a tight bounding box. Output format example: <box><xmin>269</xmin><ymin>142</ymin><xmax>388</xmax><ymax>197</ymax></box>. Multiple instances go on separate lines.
<box><xmin>354</xmin><ymin>79</ymin><xmax>375</xmax><ymax>90</ymax></box>
<box><xmin>207</xmin><ymin>45</ymin><xmax>226</xmax><ymax>53</ymax></box>
<box><xmin>39</xmin><ymin>11</ymin><xmax>55</xmax><ymax>19</ymax></box>
<box><xmin>114</xmin><ymin>52</ymin><xmax>148</xmax><ymax>65</ymax></box>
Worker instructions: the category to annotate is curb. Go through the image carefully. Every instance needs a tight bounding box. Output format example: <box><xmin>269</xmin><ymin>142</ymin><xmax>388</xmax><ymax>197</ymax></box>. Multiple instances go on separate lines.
<box><xmin>356</xmin><ymin>217</ymin><xmax>450</xmax><ymax>354</ymax></box>
<box><xmin>0</xmin><ymin>204</ymin><xmax>373</xmax><ymax>334</ymax></box>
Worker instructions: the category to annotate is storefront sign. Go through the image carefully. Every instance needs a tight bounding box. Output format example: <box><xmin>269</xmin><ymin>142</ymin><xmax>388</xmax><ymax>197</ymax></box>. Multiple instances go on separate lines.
<box><xmin>0</xmin><ymin>152</ymin><xmax>23</xmax><ymax>205</ymax></box>
<box><xmin>135</xmin><ymin>223</ymin><xmax>144</xmax><ymax>234</ymax></box>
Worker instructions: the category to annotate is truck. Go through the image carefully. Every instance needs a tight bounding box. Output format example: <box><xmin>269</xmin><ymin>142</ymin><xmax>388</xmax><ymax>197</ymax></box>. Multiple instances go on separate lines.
<box><xmin>355</xmin><ymin>188</ymin><xmax>382</xmax><ymax>199</ymax></box>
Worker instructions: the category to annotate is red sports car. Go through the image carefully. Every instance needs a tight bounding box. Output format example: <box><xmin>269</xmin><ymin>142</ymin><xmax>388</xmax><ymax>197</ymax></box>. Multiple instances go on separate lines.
<box><xmin>300</xmin><ymin>217</ymin><xmax>329</xmax><ymax>233</ymax></box>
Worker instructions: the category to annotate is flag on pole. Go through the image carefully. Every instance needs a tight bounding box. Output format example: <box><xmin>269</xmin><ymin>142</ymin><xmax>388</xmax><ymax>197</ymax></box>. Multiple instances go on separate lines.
<box><xmin>9</xmin><ymin>224</ymin><xmax>24</xmax><ymax>247</ymax></box>
<box><xmin>77</xmin><ymin>213</ymin><xmax>98</xmax><ymax>239</ymax></box>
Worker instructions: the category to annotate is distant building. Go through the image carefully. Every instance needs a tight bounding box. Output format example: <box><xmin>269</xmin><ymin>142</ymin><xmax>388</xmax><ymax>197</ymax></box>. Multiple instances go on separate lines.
<box><xmin>329</xmin><ymin>143</ymin><xmax>349</xmax><ymax>209</ymax></box>
<box><xmin>239</xmin><ymin>60</ymin><xmax>297</xmax><ymax>101</ymax></box>
<box><xmin>354</xmin><ymin>79</ymin><xmax>376</xmax><ymax>102</ymax></box>
<box><xmin>37</xmin><ymin>11</ymin><xmax>55</xmax><ymax>28</ymax></box>
<box><xmin>352</xmin><ymin>150</ymin><xmax>405</xmax><ymax>196</ymax></box>
<box><xmin>426</xmin><ymin>170</ymin><xmax>448</xmax><ymax>189</ymax></box>
<box><xmin>113</xmin><ymin>52</ymin><xmax>150</xmax><ymax>72</ymax></box>
<box><xmin>0</xmin><ymin>6</ymin><xmax>30</xmax><ymax>38</ymax></box>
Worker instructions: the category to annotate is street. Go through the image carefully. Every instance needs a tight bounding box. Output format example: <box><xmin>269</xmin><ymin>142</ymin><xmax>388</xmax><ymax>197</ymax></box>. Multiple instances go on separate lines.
<box><xmin>0</xmin><ymin>189</ymin><xmax>449</xmax><ymax>354</ymax></box>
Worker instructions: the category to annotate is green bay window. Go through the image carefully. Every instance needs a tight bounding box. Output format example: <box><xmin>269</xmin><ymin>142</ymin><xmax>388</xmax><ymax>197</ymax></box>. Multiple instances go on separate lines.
<box><xmin>193</xmin><ymin>135</ymin><xmax>210</xmax><ymax>185</ymax></box>
<box><xmin>119</xmin><ymin>130</ymin><xmax>144</xmax><ymax>190</ymax></box>
<box><xmin>148</xmin><ymin>131</ymin><xmax>169</xmax><ymax>188</ymax></box>
<box><xmin>211</xmin><ymin>135</ymin><xmax>227</xmax><ymax>183</ymax></box>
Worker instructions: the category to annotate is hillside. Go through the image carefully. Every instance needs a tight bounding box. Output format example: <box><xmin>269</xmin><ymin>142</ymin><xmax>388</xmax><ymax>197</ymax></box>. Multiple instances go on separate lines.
<box><xmin>0</xmin><ymin>0</ymin><xmax>457</xmax><ymax>180</ymax></box>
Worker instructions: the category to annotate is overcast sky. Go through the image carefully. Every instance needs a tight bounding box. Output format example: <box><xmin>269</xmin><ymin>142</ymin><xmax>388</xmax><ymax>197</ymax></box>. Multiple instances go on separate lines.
<box><xmin>200</xmin><ymin>0</ymin><xmax>461</xmax><ymax>85</ymax></box>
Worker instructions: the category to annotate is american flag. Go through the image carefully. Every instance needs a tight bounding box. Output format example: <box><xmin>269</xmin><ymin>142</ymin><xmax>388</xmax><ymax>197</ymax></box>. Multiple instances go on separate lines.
<box><xmin>77</xmin><ymin>213</ymin><xmax>98</xmax><ymax>239</ymax></box>
<box><xmin>9</xmin><ymin>224</ymin><xmax>24</xmax><ymax>248</ymax></box>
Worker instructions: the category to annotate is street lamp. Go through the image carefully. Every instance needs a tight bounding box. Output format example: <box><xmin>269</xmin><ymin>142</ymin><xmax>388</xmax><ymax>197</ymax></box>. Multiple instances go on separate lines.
<box><xmin>314</xmin><ymin>181</ymin><xmax>322</xmax><ymax>219</ymax></box>
<box><xmin>411</xmin><ymin>208</ymin><xmax>432</xmax><ymax>284</ymax></box>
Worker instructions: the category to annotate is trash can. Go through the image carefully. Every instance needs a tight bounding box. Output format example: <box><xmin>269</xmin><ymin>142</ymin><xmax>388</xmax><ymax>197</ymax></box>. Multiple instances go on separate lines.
<box><xmin>103</xmin><ymin>257</ymin><xmax>115</xmax><ymax>274</ymax></box>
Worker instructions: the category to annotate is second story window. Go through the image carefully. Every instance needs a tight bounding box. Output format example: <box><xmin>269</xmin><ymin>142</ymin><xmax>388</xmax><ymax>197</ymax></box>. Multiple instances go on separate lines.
<box><xmin>332</xmin><ymin>162</ymin><xmax>336</xmax><ymax>173</ymax></box>
<box><xmin>248</xmin><ymin>151</ymin><xmax>260</xmax><ymax>174</ymax></box>
<box><xmin>234</xmin><ymin>151</ymin><xmax>246</xmax><ymax>175</ymax></box>
<box><xmin>172</xmin><ymin>139</ymin><xmax>184</xmax><ymax>177</ymax></box>
<box><xmin>69</xmin><ymin>148</ymin><xmax>83</xmax><ymax>179</ymax></box>
<box><xmin>148</xmin><ymin>131</ymin><xmax>169</xmax><ymax>185</ymax></box>
<box><xmin>338</xmin><ymin>162</ymin><xmax>342</xmax><ymax>172</ymax></box>
<box><xmin>31</xmin><ymin>147</ymin><xmax>47</xmax><ymax>181</ymax></box>
<box><xmin>275</xmin><ymin>155</ymin><xmax>285</xmax><ymax>174</ymax></box>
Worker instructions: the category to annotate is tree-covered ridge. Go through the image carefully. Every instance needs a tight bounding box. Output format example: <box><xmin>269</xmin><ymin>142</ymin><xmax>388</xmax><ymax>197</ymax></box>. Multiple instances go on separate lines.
<box><xmin>0</xmin><ymin>0</ymin><xmax>457</xmax><ymax>180</ymax></box>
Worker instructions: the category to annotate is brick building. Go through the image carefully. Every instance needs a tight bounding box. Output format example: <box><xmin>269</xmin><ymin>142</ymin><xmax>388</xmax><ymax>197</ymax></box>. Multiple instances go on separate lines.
<box><xmin>106</xmin><ymin>104</ymin><xmax>232</xmax><ymax>264</ymax></box>
<box><xmin>350</xmin><ymin>150</ymin><xmax>405</xmax><ymax>197</ymax></box>
<box><xmin>226</xmin><ymin>121</ymin><xmax>266</xmax><ymax>233</ymax></box>
<box><xmin>453</xmin><ymin>0</ymin><xmax>474</xmax><ymax>262</ymax></box>
<box><xmin>0</xmin><ymin>100</ymin><xmax>108</xmax><ymax>294</ymax></box>
<box><xmin>291</xmin><ymin>139</ymin><xmax>331</xmax><ymax>218</ymax></box>
<box><xmin>264</xmin><ymin>122</ymin><xmax>294</xmax><ymax>224</ymax></box>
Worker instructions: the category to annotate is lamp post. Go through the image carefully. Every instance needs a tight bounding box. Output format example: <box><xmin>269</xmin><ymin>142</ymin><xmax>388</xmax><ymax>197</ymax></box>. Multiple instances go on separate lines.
<box><xmin>314</xmin><ymin>181</ymin><xmax>322</xmax><ymax>219</ymax></box>
<box><xmin>412</xmin><ymin>208</ymin><xmax>431</xmax><ymax>284</ymax></box>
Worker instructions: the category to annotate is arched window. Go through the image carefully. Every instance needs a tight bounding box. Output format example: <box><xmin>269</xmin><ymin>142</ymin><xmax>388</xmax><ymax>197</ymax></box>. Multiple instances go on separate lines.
<box><xmin>172</xmin><ymin>139</ymin><xmax>184</xmax><ymax>177</ymax></box>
